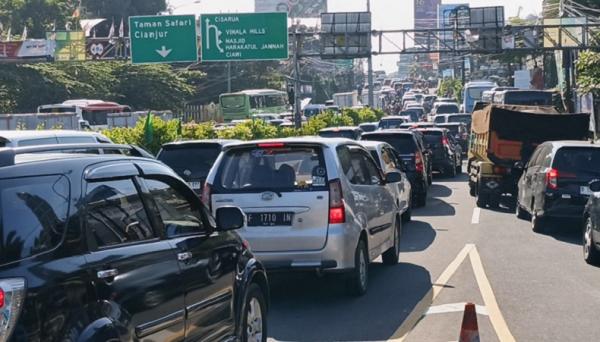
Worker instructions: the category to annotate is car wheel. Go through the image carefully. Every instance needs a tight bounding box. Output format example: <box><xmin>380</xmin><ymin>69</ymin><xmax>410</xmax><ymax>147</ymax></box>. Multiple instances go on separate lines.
<box><xmin>476</xmin><ymin>192</ymin><xmax>488</xmax><ymax>208</ymax></box>
<box><xmin>382</xmin><ymin>220</ymin><xmax>401</xmax><ymax>265</ymax></box>
<box><xmin>242</xmin><ymin>284</ymin><xmax>267</xmax><ymax>342</ymax></box>
<box><xmin>516</xmin><ymin>202</ymin><xmax>530</xmax><ymax>220</ymax></box>
<box><xmin>416</xmin><ymin>191</ymin><xmax>427</xmax><ymax>207</ymax></box>
<box><xmin>427</xmin><ymin>173</ymin><xmax>432</xmax><ymax>186</ymax></box>
<box><xmin>455</xmin><ymin>161</ymin><xmax>462</xmax><ymax>174</ymax></box>
<box><xmin>348</xmin><ymin>239</ymin><xmax>369</xmax><ymax>296</ymax></box>
<box><xmin>583</xmin><ymin>217</ymin><xmax>600</xmax><ymax>265</ymax></box>
<box><xmin>402</xmin><ymin>204</ymin><xmax>412</xmax><ymax>223</ymax></box>
<box><xmin>531</xmin><ymin>212</ymin><xmax>545</xmax><ymax>233</ymax></box>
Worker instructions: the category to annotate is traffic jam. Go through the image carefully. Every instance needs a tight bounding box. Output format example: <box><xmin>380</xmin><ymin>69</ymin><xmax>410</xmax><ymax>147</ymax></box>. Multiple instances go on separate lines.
<box><xmin>1</xmin><ymin>84</ymin><xmax>599</xmax><ymax>341</ymax></box>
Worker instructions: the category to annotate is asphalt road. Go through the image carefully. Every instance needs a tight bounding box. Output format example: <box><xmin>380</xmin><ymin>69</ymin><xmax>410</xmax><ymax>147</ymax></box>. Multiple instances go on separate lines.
<box><xmin>266</xmin><ymin>170</ymin><xmax>600</xmax><ymax>342</ymax></box>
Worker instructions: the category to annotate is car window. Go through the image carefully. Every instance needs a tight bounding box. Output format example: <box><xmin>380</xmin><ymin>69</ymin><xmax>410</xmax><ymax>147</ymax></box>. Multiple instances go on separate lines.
<box><xmin>538</xmin><ymin>146</ymin><xmax>554</xmax><ymax>168</ymax></box>
<box><xmin>57</xmin><ymin>136</ymin><xmax>97</xmax><ymax>144</ymax></box>
<box><xmin>369</xmin><ymin>150</ymin><xmax>382</xmax><ymax>169</ymax></box>
<box><xmin>158</xmin><ymin>145</ymin><xmax>222</xmax><ymax>181</ymax></box>
<box><xmin>85</xmin><ymin>179</ymin><xmax>155</xmax><ymax>248</ymax></box>
<box><xmin>340</xmin><ymin>146</ymin><xmax>382</xmax><ymax>185</ymax></box>
<box><xmin>527</xmin><ymin>147</ymin><xmax>543</xmax><ymax>167</ymax></box>
<box><xmin>0</xmin><ymin>175</ymin><xmax>70</xmax><ymax>265</ymax></box>
<box><xmin>319</xmin><ymin>130</ymin><xmax>358</xmax><ymax>140</ymax></box>
<box><xmin>381</xmin><ymin>148</ymin><xmax>397</xmax><ymax>172</ymax></box>
<box><xmin>144</xmin><ymin>178</ymin><xmax>207</xmax><ymax>237</ymax></box>
<box><xmin>17</xmin><ymin>137</ymin><xmax>58</xmax><ymax>146</ymax></box>
<box><xmin>434</xmin><ymin>116</ymin><xmax>445</xmax><ymax>123</ymax></box>
<box><xmin>362</xmin><ymin>134</ymin><xmax>417</xmax><ymax>154</ymax></box>
<box><xmin>218</xmin><ymin>145</ymin><xmax>328</xmax><ymax>192</ymax></box>
<box><xmin>552</xmin><ymin>147</ymin><xmax>600</xmax><ymax>176</ymax></box>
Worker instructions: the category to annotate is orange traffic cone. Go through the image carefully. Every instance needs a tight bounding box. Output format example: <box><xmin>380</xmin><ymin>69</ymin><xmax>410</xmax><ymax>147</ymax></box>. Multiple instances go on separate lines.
<box><xmin>459</xmin><ymin>303</ymin><xmax>480</xmax><ymax>342</ymax></box>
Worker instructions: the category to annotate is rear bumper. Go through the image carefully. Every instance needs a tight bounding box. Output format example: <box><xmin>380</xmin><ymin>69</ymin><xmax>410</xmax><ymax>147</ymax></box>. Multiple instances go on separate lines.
<box><xmin>431</xmin><ymin>158</ymin><xmax>453</xmax><ymax>171</ymax></box>
<box><xmin>541</xmin><ymin>194</ymin><xmax>589</xmax><ymax>219</ymax></box>
<box><xmin>248</xmin><ymin>223</ymin><xmax>358</xmax><ymax>272</ymax></box>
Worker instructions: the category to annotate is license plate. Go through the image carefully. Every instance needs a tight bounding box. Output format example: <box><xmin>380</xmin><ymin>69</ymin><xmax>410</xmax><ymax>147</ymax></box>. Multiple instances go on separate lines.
<box><xmin>581</xmin><ymin>186</ymin><xmax>593</xmax><ymax>196</ymax></box>
<box><xmin>247</xmin><ymin>212</ymin><xmax>294</xmax><ymax>226</ymax></box>
<box><xmin>188</xmin><ymin>181</ymin><xmax>202</xmax><ymax>190</ymax></box>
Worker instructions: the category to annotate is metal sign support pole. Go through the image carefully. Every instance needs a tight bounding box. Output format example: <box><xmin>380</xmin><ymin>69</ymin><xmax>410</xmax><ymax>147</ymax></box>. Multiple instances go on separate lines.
<box><xmin>367</xmin><ymin>0</ymin><xmax>374</xmax><ymax>108</ymax></box>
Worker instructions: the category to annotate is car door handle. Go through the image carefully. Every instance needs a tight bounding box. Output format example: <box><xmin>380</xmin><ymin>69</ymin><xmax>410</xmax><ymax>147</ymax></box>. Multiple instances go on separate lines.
<box><xmin>97</xmin><ymin>268</ymin><xmax>118</xmax><ymax>279</ymax></box>
<box><xmin>178</xmin><ymin>252</ymin><xmax>193</xmax><ymax>262</ymax></box>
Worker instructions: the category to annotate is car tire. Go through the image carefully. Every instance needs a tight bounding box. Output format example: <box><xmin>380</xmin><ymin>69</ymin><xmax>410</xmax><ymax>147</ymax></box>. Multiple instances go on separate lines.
<box><xmin>531</xmin><ymin>212</ymin><xmax>545</xmax><ymax>233</ymax></box>
<box><xmin>402</xmin><ymin>205</ymin><xmax>412</xmax><ymax>223</ymax></box>
<box><xmin>516</xmin><ymin>202</ymin><xmax>530</xmax><ymax>220</ymax></box>
<box><xmin>416</xmin><ymin>191</ymin><xmax>427</xmax><ymax>207</ymax></box>
<box><xmin>583</xmin><ymin>217</ymin><xmax>600</xmax><ymax>265</ymax></box>
<box><xmin>456</xmin><ymin>162</ymin><xmax>462</xmax><ymax>174</ymax></box>
<box><xmin>242</xmin><ymin>283</ymin><xmax>267</xmax><ymax>342</ymax></box>
<box><xmin>427</xmin><ymin>172</ymin><xmax>432</xmax><ymax>186</ymax></box>
<box><xmin>348</xmin><ymin>239</ymin><xmax>369</xmax><ymax>296</ymax></box>
<box><xmin>383</xmin><ymin>220</ymin><xmax>401</xmax><ymax>265</ymax></box>
<box><xmin>476</xmin><ymin>192</ymin><xmax>488</xmax><ymax>208</ymax></box>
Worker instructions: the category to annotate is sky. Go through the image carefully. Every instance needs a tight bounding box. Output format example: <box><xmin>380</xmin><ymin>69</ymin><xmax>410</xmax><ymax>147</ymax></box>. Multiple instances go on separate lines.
<box><xmin>170</xmin><ymin>0</ymin><xmax>543</xmax><ymax>73</ymax></box>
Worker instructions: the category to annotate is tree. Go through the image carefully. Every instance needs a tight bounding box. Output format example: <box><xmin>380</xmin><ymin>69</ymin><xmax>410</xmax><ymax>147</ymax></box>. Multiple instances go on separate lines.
<box><xmin>82</xmin><ymin>0</ymin><xmax>166</xmax><ymax>20</ymax></box>
<box><xmin>576</xmin><ymin>50</ymin><xmax>600</xmax><ymax>96</ymax></box>
<box><xmin>0</xmin><ymin>0</ymin><xmax>76</xmax><ymax>38</ymax></box>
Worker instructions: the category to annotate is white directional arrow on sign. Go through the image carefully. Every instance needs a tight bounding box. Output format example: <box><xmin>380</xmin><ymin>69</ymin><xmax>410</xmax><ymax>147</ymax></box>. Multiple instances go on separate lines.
<box><xmin>156</xmin><ymin>46</ymin><xmax>173</xmax><ymax>58</ymax></box>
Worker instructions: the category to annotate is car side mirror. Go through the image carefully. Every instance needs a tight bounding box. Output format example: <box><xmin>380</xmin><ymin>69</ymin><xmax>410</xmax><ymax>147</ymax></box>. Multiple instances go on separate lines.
<box><xmin>589</xmin><ymin>180</ymin><xmax>600</xmax><ymax>193</ymax></box>
<box><xmin>514</xmin><ymin>161</ymin><xmax>525</xmax><ymax>170</ymax></box>
<box><xmin>216</xmin><ymin>206</ymin><xmax>245</xmax><ymax>231</ymax></box>
<box><xmin>385</xmin><ymin>171</ymin><xmax>402</xmax><ymax>183</ymax></box>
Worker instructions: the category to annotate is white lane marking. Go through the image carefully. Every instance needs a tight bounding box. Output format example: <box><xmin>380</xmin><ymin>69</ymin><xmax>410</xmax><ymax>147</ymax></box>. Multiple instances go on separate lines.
<box><xmin>387</xmin><ymin>244</ymin><xmax>475</xmax><ymax>341</ymax></box>
<box><xmin>471</xmin><ymin>207</ymin><xmax>481</xmax><ymax>224</ymax></box>
<box><xmin>470</xmin><ymin>246</ymin><xmax>516</xmax><ymax>342</ymax></box>
<box><xmin>425</xmin><ymin>302</ymin><xmax>489</xmax><ymax>316</ymax></box>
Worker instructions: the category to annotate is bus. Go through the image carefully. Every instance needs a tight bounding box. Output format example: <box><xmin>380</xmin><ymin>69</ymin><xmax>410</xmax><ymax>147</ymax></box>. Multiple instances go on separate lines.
<box><xmin>462</xmin><ymin>81</ymin><xmax>496</xmax><ymax>113</ymax></box>
<box><xmin>38</xmin><ymin>99</ymin><xmax>131</xmax><ymax>130</ymax></box>
<box><xmin>492</xmin><ymin>90</ymin><xmax>554</xmax><ymax>106</ymax></box>
<box><xmin>219</xmin><ymin>89</ymin><xmax>288</xmax><ymax>121</ymax></box>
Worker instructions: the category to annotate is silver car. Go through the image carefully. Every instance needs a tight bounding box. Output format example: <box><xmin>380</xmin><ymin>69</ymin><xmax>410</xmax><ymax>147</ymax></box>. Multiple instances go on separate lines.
<box><xmin>203</xmin><ymin>137</ymin><xmax>403</xmax><ymax>295</ymax></box>
<box><xmin>359</xmin><ymin>141</ymin><xmax>412</xmax><ymax>223</ymax></box>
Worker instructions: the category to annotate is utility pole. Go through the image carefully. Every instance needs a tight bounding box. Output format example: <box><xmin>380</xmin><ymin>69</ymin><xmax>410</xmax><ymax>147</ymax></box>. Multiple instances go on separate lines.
<box><xmin>293</xmin><ymin>29</ymin><xmax>302</xmax><ymax>129</ymax></box>
<box><xmin>227</xmin><ymin>62</ymin><xmax>232</xmax><ymax>93</ymax></box>
<box><xmin>367</xmin><ymin>0</ymin><xmax>374</xmax><ymax>108</ymax></box>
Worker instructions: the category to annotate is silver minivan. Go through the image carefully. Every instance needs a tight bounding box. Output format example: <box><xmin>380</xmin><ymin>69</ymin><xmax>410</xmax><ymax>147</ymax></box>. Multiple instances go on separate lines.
<box><xmin>203</xmin><ymin>137</ymin><xmax>403</xmax><ymax>295</ymax></box>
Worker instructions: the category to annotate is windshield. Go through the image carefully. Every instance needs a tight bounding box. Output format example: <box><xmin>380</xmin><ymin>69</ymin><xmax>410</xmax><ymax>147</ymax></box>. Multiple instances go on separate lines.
<box><xmin>1</xmin><ymin>175</ymin><xmax>70</xmax><ymax>265</ymax></box>
<box><xmin>221</xmin><ymin>95</ymin><xmax>246</xmax><ymax>109</ymax></box>
<box><xmin>504</xmin><ymin>92</ymin><xmax>553</xmax><ymax>105</ymax></box>
<box><xmin>319</xmin><ymin>130</ymin><xmax>358</xmax><ymax>140</ymax></box>
<box><xmin>362</xmin><ymin>134</ymin><xmax>417</xmax><ymax>154</ymax></box>
<box><xmin>436</xmin><ymin>105</ymin><xmax>459</xmax><ymax>114</ymax></box>
<box><xmin>158</xmin><ymin>145</ymin><xmax>222</xmax><ymax>181</ymax></box>
<box><xmin>448</xmin><ymin>115</ymin><xmax>472</xmax><ymax>124</ymax></box>
<box><xmin>422</xmin><ymin>131</ymin><xmax>443</xmax><ymax>146</ymax></box>
<box><xmin>216</xmin><ymin>145</ymin><xmax>328</xmax><ymax>192</ymax></box>
<box><xmin>379</xmin><ymin>119</ymin><xmax>404</xmax><ymax>129</ymax></box>
<box><xmin>466</xmin><ymin>87</ymin><xmax>492</xmax><ymax>100</ymax></box>
<box><xmin>553</xmin><ymin>148</ymin><xmax>600</xmax><ymax>176</ymax></box>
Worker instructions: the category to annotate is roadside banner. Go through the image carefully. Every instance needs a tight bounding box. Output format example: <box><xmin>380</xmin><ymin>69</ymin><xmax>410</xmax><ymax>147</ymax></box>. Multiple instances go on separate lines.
<box><xmin>0</xmin><ymin>39</ymin><xmax>53</xmax><ymax>59</ymax></box>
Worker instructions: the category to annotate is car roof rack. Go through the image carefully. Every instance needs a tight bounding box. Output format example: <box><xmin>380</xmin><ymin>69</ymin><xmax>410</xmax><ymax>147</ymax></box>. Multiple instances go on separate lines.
<box><xmin>0</xmin><ymin>143</ymin><xmax>149</xmax><ymax>167</ymax></box>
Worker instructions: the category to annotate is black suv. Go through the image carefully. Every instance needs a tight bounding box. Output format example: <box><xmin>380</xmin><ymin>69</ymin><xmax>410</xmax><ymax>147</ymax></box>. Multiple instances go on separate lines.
<box><xmin>0</xmin><ymin>145</ymin><xmax>269</xmax><ymax>342</ymax></box>
<box><xmin>415</xmin><ymin>128</ymin><xmax>461</xmax><ymax>177</ymax></box>
<box><xmin>157</xmin><ymin>139</ymin><xmax>239</xmax><ymax>194</ymax></box>
<box><xmin>362</xmin><ymin>130</ymin><xmax>429</xmax><ymax>207</ymax></box>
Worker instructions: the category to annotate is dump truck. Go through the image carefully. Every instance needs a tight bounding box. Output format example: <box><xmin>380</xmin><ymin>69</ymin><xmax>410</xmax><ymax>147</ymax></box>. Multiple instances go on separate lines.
<box><xmin>467</xmin><ymin>104</ymin><xmax>590</xmax><ymax>208</ymax></box>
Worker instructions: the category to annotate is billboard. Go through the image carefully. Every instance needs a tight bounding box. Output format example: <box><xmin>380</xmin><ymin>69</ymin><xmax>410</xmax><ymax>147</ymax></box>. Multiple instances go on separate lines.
<box><xmin>415</xmin><ymin>0</ymin><xmax>441</xmax><ymax>31</ymax></box>
<box><xmin>321</xmin><ymin>12</ymin><xmax>371</xmax><ymax>59</ymax></box>
<box><xmin>255</xmin><ymin>0</ymin><xmax>326</xmax><ymax>18</ymax></box>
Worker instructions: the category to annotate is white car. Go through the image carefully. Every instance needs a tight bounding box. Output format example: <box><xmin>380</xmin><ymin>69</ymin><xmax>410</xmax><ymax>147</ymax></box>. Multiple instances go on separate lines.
<box><xmin>0</xmin><ymin>130</ymin><xmax>111</xmax><ymax>147</ymax></box>
<box><xmin>360</xmin><ymin>141</ymin><xmax>412</xmax><ymax>223</ymax></box>
<box><xmin>204</xmin><ymin>137</ymin><xmax>403</xmax><ymax>295</ymax></box>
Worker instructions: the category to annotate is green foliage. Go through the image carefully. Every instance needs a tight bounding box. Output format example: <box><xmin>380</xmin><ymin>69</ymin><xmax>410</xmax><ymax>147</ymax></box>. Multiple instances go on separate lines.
<box><xmin>0</xmin><ymin>61</ymin><xmax>206</xmax><ymax>113</ymax></box>
<box><xmin>0</xmin><ymin>0</ymin><xmax>75</xmax><ymax>38</ymax></box>
<box><xmin>82</xmin><ymin>0</ymin><xmax>166</xmax><ymax>20</ymax></box>
<box><xmin>576</xmin><ymin>51</ymin><xmax>600</xmax><ymax>96</ymax></box>
<box><xmin>103</xmin><ymin>107</ymin><xmax>384</xmax><ymax>154</ymax></box>
<box><xmin>437</xmin><ymin>78</ymin><xmax>464</xmax><ymax>102</ymax></box>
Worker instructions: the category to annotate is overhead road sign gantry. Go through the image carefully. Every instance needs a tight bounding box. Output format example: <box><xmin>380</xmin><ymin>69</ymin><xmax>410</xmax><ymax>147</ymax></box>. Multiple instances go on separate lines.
<box><xmin>129</xmin><ymin>14</ymin><xmax>198</xmax><ymax>64</ymax></box>
<box><xmin>200</xmin><ymin>12</ymin><xmax>288</xmax><ymax>62</ymax></box>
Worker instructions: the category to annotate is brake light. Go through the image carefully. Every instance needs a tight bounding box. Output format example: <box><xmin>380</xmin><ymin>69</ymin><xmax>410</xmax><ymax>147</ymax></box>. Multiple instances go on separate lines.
<box><xmin>0</xmin><ymin>278</ymin><xmax>26</xmax><ymax>341</ymax></box>
<box><xmin>546</xmin><ymin>168</ymin><xmax>559</xmax><ymax>190</ymax></box>
<box><xmin>442</xmin><ymin>137</ymin><xmax>449</xmax><ymax>146</ymax></box>
<box><xmin>258</xmin><ymin>142</ymin><xmax>285</xmax><ymax>148</ymax></box>
<box><xmin>201</xmin><ymin>183</ymin><xmax>212</xmax><ymax>210</ymax></box>
<box><xmin>329</xmin><ymin>179</ymin><xmax>345</xmax><ymax>224</ymax></box>
<box><xmin>415</xmin><ymin>153</ymin><xmax>424</xmax><ymax>173</ymax></box>
<box><xmin>0</xmin><ymin>288</ymin><xmax>4</xmax><ymax>308</ymax></box>
<box><xmin>493</xmin><ymin>166</ymin><xmax>508</xmax><ymax>175</ymax></box>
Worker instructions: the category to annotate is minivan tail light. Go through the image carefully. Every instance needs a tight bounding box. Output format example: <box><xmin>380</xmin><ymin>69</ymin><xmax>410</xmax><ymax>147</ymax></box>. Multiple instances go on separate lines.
<box><xmin>258</xmin><ymin>142</ymin><xmax>285</xmax><ymax>148</ymax></box>
<box><xmin>0</xmin><ymin>278</ymin><xmax>26</xmax><ymax>341</ymax></box>
<box><xmin>442</xmin><ymin>136</ymin><xmax>449</xmax><ymax>146</ymax></box>
<box><xmin>415</xmin><ymin>153</ymin><xmax>424</xmax><ymax>174</ymax></box>
<box><xmin>546</xmin><ymin>168</ymin><xmax>559</xmax><ymax>190</ymax></box>
<box><xmin>329</xmin><ymin>179</ymin><xmax>345</xmax><ymax>224</ymax></box>
<box><xmin>201</xmin><ymin>183</ymin><xmax>212</xmax><ymax>210</ymax></box>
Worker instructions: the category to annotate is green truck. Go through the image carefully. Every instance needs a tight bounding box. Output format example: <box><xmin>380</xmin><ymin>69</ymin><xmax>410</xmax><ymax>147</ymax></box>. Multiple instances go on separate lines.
<box><xmin>467</xmin><ymin>104</ymin><xmax>590</xmax><ymax>208</ymax></box>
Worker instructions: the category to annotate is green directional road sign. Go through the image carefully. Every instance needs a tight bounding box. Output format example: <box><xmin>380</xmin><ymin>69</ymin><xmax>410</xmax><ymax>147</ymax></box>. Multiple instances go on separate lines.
<box><xmin>201</xmin><ymin>12</ymin><xmax>288</xmax><ymax>62</ymax></box>
<box><xmin>129</xmin><ymin>15</ymin><xmax>198</xmax><ymax>64</ymax></box>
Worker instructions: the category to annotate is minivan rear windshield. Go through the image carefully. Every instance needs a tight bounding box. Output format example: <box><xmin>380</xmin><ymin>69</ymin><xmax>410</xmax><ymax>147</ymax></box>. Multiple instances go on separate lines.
<box><xmin>319</xmin><ymin>131</ymin><xmax>357</xmax><ymax>140</ymax></box>
<box><xmin>362</xmin><ymin>134</ymin><xmax>417</xmax><ymax>154</ymax></box>
<box><xmin>422</xmin><ymin>131</ymin><xmax>443</xmax><ymax>145</ymax></box>
<box><xmin>216</xmin><ymin>145</ymin><xmax>328</xmax><ymax>192</ymax></box>
<box><xmin>158</xmin><ymin>145</ymin><xmax>222</xmax><ymax>180</ymax></box>
<box><xmin>448</xmin><ymin>115</ymin><xmax>471</xmax><ymax>124</ymax></box>
<box><xmin>379</xmin><ymin>119</ymin><xmax>404</xmax><ymax>129</ymax></box>
<box><xmin>553</xmin><ymin>147</ymin><xmax>600</xmax><ymax>175</ymax></box>
<box><xmin>436</xmin><ymin>105</ymin><xmax>459</xmax><ymax>114</ymax></box>
<box><xmin>1</xmin><ymin>175</ymin><xmax>70</xmax><ymax>265</ymax></box>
